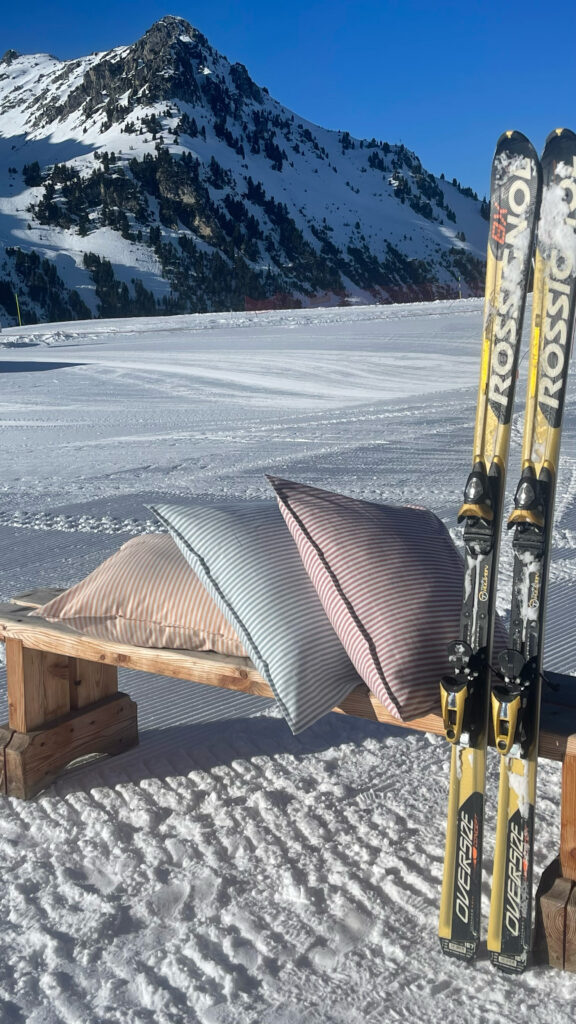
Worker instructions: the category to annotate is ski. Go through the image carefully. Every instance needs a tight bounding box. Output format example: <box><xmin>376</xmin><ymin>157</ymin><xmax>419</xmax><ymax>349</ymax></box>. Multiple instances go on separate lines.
<box><xmin>488</xmin><ymin>127</ymin><xmax>576</xmax><ymax>973</ymax></box>
<box><xmin>438</xmin><ymin>131</ymin><xmax>542</xmax><ymax>962</ymax></box>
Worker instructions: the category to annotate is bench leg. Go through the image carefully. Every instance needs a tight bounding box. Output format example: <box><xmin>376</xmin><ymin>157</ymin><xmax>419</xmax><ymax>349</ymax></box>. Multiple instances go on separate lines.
<box><xmin>535</xmin><ymin>744</ymin><xmax>576</xmax><ymax>970</ymax></box>
<box><xmin>1</xmin><ymin>639</ymin><xmax>138</xmax><ymax>798</ymax></box>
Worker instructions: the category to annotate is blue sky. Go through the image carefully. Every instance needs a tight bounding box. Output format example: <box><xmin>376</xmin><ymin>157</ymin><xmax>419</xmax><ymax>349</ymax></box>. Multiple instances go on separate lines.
<box><xmin>3</xmin><ymin>0</ymin><xmax>575</xmax><ymax>198</ymax></box>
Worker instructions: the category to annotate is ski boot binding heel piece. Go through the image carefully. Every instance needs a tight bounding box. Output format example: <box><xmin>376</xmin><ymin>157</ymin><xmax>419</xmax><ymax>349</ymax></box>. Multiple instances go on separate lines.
<box><xmin>441</xmin><ymin>641</ymin><xmax>486</xmax><ymax>744</ymax></box>
<box><xmin>491</xmin><ymin>685</ymin><xmax>523</xmax><ymax>756</ymax></box>
<box><xmin>492</xmin><ymin>650</ymin><xmax>537</xmax><ymax>757</ymax></box>
<box><xmin>440</xmin><ymin>677</ymin><xmax>469</xmax><ymax>744</ymax></box>
<box><xmin>507</xmin><ymin>464</ymin><xmax>545</xmax><ymax>529</ymax></box>
<box><xmin>458</xmin><ymin>461</ymin><xmax>494</xmax><ymax>522</ymax></box>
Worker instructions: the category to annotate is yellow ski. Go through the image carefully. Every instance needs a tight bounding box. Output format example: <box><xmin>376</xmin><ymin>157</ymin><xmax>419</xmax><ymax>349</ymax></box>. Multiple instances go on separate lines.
<box><xmin>439</xmin><ymin>131</ymin><xmax>541</xmax><ymax>961</ymax></box>
<box><xmin>488</xmin><ymin>127</ymin><xmax>576</xmax><ymax>973</ymax></box>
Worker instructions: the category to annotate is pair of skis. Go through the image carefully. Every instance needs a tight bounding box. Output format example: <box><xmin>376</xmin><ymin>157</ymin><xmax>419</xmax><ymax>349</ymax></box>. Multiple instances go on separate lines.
<box><xmin>438</xmin><ymin>128</ymin><xmax>576</xmax><ymax>972</ymax></box>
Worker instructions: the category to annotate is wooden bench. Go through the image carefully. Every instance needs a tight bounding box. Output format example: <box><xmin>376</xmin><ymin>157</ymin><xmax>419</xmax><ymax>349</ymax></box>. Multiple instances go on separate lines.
<box><xmin>1</xmin><ymin>588</ymin><xmax>576</xmax><ymax>970</ymax></box>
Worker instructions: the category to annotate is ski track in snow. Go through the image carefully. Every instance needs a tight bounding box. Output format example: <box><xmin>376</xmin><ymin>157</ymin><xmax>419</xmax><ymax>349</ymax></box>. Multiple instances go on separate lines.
<box><xmin>0</xmin><ymin>301</ymin><xmax>575</xmax><ymax>1022</ymax></box>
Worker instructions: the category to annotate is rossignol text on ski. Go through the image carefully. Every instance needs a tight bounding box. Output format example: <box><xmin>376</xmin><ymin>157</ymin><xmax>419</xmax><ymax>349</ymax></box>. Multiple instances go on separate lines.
<box><xmin>488</xmin><ymin>127</ymin><xmax>576</xmax><ymax>974</ymax></box>
<box><xmin>438</xmin><ymin>130</ymin><xmax>542</xmax><ymax>962</ymax></box>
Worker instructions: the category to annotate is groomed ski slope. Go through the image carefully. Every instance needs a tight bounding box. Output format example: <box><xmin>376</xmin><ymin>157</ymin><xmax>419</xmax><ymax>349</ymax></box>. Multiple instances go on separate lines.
<box><xmin>1</xmin><ymin>299</ymin><xmax>576</xmax><ymax>1023</ymax></box>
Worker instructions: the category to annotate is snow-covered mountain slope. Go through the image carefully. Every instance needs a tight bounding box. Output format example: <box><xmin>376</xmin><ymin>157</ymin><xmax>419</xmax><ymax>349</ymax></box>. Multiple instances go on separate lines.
<box><xmin>0</xmin><ymin>16</ymin><xmax>489</xmax><ymax>325</ymax></box>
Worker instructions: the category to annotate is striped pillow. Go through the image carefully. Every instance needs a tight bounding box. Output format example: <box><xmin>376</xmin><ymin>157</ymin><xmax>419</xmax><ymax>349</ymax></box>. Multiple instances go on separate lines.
<box><xmin>31</xmin><ymin>533</ymin><xmax>247</xmax><ymax>656</ymax></box>
<box><xmin>148</xmin><ymin>499</ymin><xmax>362</xmax><ymax>734</ymax></box>
<box><xmin>268</xmin><ymin>477</ymin><xmax>480</xmax><ymax>721</ymax></box>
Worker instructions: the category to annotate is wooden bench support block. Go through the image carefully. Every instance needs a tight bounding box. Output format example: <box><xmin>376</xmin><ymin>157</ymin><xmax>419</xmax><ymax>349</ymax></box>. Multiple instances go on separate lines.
<box><xmin>565</xmin><ymin>885</ymin><xmax>576</xmax><ymax>971</ymax></box>
<box><xmin>5</xmin><ymin>639</ymin><xmax>119</xmax><ymax>734</ymax></box>
<box><xmin>68</xmin><ymin>657</ymin><xmax>118</xmax><ymax>710</ymax></box>
<box><xmin>561</xmin><ymin>748</ymin><xmax>576</xmax><ymax>881</ymax></box>
<box><xmin>534</xmin><ymin>859</ymin><xmax>572</xmax><ymax>969</ymax></box>
<box><xmin>0</xmin><ymin>725</ymin><xmax>16</xmax><ymax>797</ymax></box>
<box><xmin>0</xmin><ymin>693</ymin><xmax>138</xmax><ymax>800</ymax></box>
<box><xmin>6</xmin><ymin>640</ymin><xmax>71</xmax><ymax>732</ymax></box>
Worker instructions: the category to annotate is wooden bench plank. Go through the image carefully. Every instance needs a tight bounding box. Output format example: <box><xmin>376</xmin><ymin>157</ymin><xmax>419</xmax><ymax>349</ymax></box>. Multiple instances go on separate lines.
<box><xmin>2</xmin><ymin>597</ymin><xmax>576</xmax><ymax>762</ymax></box>
<box><xmin>0</xmin><ymin>600</ymin><xmax>272</xmax><ymax>695</ymax></box>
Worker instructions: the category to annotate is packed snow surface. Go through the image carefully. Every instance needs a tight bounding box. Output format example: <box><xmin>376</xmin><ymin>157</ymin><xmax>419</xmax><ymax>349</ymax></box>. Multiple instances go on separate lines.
<box><xmin>1</xmin><ymin>299</ymin><xmax>576</xmax><ymax>1022</ymax></box>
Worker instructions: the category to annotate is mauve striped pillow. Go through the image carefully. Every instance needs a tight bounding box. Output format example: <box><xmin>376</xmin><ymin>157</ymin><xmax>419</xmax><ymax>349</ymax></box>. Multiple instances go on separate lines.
<box><xmin>268</xmin><ymin>477</ymin><xmax>503</xmax><ymax>721</ymax></box>
<box><xmin>30</xmin><ymin>533</ymin><xmax>247</xmax><ymax>656</ymax></box>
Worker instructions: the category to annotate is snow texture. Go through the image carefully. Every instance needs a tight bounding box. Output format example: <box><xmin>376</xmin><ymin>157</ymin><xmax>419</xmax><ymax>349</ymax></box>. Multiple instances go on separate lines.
<box><xmin>507</xmin><ymin>758</ymin><xmax>531</xmax><ymax>820</ymax></box>
<box><xmin>1</xmin><ymin>300</ymin><xmax>576</xmax><ymax>1021</ymax></box>
<box><xmin>539</xmin><ymin>164</ymin><xmax>576</xmax><ymax>266</ymax></box>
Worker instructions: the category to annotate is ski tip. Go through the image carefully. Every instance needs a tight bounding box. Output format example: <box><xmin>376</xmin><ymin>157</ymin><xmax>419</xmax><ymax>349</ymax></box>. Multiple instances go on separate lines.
<box><xmin>546</xmin><ymin>127</ymin><xmax>575</xmax><ymax>139</ymax></box>
<box><xmin>494</xmin><ymin>130</ymin><xmax>538</xmax><ymax>161</ymax></box>
<box><xmin>542</xmin><ymin>126</ymin><xmax>576</xmax><ymax>161</ymax></box>
<box><xmin>502</xmin><ymin>129</ymin><xmax>529</xmax><ymax>141</ymax></box>
<box><xmin>490</xmin><ymin>131</ymin><xmax>541</xmax><ymax>211</ymax></box>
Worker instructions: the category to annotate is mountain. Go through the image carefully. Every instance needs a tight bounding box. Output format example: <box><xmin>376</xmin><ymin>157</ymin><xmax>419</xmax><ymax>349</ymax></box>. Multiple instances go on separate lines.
<box><xmin>0</xmin><ymin>16</ymin><xmax>489</xmax><ymax>325</ymax></box>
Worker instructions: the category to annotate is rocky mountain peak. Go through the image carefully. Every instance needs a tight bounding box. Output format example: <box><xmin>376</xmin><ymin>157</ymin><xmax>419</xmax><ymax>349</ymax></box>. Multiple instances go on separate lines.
<box><xmin>1</xmin><ymin>49</ymin><xmax>21</xmax><ymax>65</ymax></box>
<box><xmin>125</xmin><ymin>16</ymin><xmax>215</xmax><ymax>106</ymax></box>
<box><xmin>136</xmin><ymin>15</ymin><xmax>211</xmax><ymax>64</ymax></box>
<box><xmin>143</xmin><ymin>15</ymin><xmax>205</xmax><ymax>47</ymax></box>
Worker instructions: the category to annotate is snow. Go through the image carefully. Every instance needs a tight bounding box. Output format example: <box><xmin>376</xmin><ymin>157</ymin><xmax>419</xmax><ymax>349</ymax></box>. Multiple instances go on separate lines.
<box><xmin>538</xmin><ymin>166</ymin><xmax>576</xmax><ymax>267</ymax></box>
<box><xmin>507</xmin><ymin>758</ymin><xmax>531</xmax><ymax>820</ymax></box>
<box><xmin>516</xmin><ymin>553</ymin><xmax>542</xmax><ymax>624</ymax></box>
<box><xmin>0</xmin><ymin>36</ymin><xmax>488</xmax><ymax>320</ymax></box>
<box><xmin>1</xmin><ymin>299</ymin><xmax>576</xmax><ymax>1020</ymax></box>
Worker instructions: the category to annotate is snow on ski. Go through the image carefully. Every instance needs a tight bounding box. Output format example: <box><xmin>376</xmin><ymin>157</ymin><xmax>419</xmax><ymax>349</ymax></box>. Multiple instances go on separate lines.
<box><xmin>488</xmin><ymin>127</ymin><xmax>576</xmax><ymax>974</ymax></box>
<box><xmin>438</xmin><ymin>131</ymin><xmax>542</xmax><ymax>962</ymax></box>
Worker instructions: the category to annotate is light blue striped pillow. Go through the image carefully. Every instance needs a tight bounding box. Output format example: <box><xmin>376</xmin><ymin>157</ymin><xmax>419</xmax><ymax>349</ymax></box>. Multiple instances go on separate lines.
<box><xmin>148</xmin><ymin>500</ymin><xmax>362</xmax><ymax>733</ymax></box>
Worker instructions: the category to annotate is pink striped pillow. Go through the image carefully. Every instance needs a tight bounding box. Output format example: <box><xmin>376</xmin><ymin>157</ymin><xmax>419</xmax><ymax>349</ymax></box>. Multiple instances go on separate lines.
<box><xmin>268</xmin><ymin>477</ymin><xmax>474</xmax><ymax>720</ymax></box>
<box><xmin>31</xmin><ymin>533</ymin><xmax>247</xmax><ymax>657</ymax></box>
